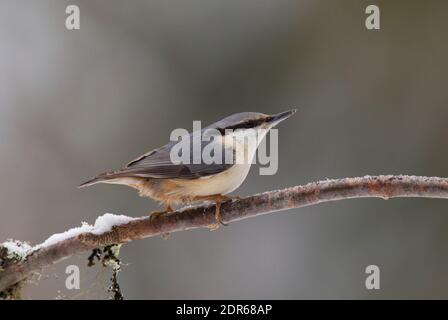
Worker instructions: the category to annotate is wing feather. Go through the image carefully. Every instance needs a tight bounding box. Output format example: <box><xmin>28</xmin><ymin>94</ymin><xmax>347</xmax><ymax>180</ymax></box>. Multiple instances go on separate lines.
<box><xmin>120</xmin><ymin>135</ymin><xmax>234</xmax><ymax>179</ymax></box>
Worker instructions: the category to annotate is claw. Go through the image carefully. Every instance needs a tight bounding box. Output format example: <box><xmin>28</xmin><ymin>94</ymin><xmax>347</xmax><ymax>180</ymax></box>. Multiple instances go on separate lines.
<box><xmin>149</xmin><ymin>210</ymin><xmax>168</xmax><ymax>223</ymax></box>
<box><xmin>207</xmin><ymin>196</ymin><xmax>229</xmax><ymax>231</ymax></box>
<box><xmin>150</xmin><ymin>204</ymin><xmax>173</xmax><ymax>221</ymax></box>
<box><xmin>215</xmin><ymin>201</ymin><xmax>228</xmax><ymax>227</ymax></box>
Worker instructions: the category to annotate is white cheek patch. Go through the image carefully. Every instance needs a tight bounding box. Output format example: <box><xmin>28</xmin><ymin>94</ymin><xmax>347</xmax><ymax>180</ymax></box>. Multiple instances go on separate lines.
<box><xmin>223</xmin><ymin>129</ymin><xmax>269</xmax><ymax>165</ymax></box>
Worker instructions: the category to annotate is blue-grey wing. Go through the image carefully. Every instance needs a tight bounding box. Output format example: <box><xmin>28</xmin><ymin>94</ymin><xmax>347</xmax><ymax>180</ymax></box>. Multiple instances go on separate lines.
<box><xmin>122</xmin><ymin>136</ymin><xmax>234</xmax><ymax>179</ymax></box>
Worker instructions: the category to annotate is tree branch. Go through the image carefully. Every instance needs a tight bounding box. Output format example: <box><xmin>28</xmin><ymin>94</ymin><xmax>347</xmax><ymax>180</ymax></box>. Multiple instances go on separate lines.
<box><xmin>1</xmin><ymin>175</ymin><xmax>448</xmax><ymax>293</ymax></box>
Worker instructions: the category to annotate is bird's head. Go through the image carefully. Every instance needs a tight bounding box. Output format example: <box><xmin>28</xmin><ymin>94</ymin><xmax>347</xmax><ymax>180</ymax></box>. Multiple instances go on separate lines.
<box><xmin>205</xmin><ymin>109</ymin><xmax>296</xmax><ymax>162</ymax></box>
<box><xmin>208</xmin><ymin>109</ymin><xmax>296</xmax><ymax>134</ymax></box>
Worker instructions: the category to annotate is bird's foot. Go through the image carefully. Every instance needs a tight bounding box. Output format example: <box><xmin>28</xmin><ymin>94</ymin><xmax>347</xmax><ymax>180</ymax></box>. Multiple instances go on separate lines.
<box><xmin>206</xmin><ymin>195</ymin><xmax>232</xmax><ymax>231</ymax></box>
<box><xmin>149</xmin><ymin>210</ymin><xmax>168</xmax><ymax>222</ymax></box>
<box><xmin>149</xmin><ymin>205</ymin><xmax>173</xmax><ymax>239</ymax></box>
<box><xmin>207</xmin><ymin>203</ymin><xmax>222</xmax><ymax>231</ymax></box>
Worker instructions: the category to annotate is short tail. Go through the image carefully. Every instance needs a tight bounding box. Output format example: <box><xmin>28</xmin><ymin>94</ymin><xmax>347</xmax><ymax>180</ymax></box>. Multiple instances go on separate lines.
<box><xmin>78</xmin><ymin>170</ymin><xmax>130</xmax><ymax>188</ymax></box>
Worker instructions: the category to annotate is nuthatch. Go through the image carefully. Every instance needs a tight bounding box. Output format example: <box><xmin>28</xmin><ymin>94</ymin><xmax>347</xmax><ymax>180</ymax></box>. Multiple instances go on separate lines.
<box><xmin>79</xmin><ymin>110</ymin><xmax>296</xmax><ymax>229</ymax></box>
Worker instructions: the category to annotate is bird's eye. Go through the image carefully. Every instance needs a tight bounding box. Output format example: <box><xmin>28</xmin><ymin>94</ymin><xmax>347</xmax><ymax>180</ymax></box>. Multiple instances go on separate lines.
<box><xmin>239</xmin><ymin>121</ymin><xmax>251</xmax><ymax>129</ymax></box>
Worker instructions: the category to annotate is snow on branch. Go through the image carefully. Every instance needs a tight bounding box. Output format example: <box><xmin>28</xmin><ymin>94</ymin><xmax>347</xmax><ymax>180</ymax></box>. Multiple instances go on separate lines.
<box><xmin>34</xmin><ymin>214</ymin><xmax>137</xmax><ymax>250</ymax></box>
<box><xmin>1</xmin><ymin>175</ymin><xmax>448</xmax><ymax>295</ymax></box>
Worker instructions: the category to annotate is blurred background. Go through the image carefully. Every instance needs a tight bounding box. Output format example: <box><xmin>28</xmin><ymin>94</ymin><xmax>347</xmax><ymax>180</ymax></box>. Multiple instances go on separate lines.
<box><xmin>1</xmin><ymin>0</ymin><xmax>448</xmax><ymax>299</ymax></box>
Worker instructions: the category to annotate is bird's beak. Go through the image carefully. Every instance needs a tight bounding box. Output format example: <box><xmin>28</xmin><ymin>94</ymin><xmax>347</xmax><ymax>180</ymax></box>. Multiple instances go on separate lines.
<box><xmin>267</xmin><ymin>109</ymin><xmax>297</xmax><ymax>126</ymax></box>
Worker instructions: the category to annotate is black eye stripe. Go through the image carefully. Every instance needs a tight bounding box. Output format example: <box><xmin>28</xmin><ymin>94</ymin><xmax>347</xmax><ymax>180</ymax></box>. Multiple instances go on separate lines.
<box><xmin>217</xmin><ymin>127</ymin><xmax>226</xmax><ymax>135</ymax></box>
<box><xmin>219</xmin><ymin>118</ymin><xmax>268</xmax><ymax>133</ymax></box>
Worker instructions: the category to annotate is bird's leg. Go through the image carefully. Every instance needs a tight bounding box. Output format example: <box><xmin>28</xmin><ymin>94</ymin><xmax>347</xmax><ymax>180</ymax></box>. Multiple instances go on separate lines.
<box><xmin>194</xmin><ymin>195</ymin><xmax>233</xmax><ymax>231</ymax></box>
<box><xmin>210</xmin><ymin>195</ymin><xmax>241</xmax><ymax>229</ymax></box>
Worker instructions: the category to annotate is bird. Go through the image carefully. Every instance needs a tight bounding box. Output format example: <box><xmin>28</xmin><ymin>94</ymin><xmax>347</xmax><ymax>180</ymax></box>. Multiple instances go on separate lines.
<box><xmin>79</xmin><ymin>109</ymin><xmax>296</xmax><ymax>229</ymax></box>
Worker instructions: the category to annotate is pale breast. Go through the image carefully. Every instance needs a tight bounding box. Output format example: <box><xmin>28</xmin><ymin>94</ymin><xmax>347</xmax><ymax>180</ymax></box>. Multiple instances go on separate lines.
<box><xmin>179</xmin><ymin>163</ymin><xmax>252</xmax><ymax>196</ymax></box>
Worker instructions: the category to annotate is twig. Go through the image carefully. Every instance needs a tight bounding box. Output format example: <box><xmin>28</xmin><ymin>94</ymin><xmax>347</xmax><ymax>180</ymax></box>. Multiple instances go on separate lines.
<box><xmin>1</xmin><ymin>175</ymin><xmax>448</xmax><ymax>294</ymax></box>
